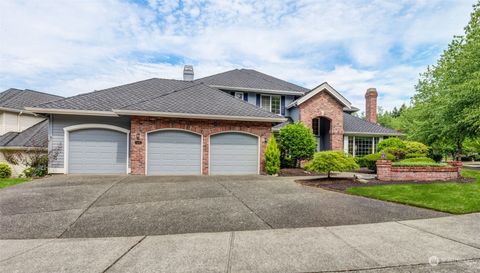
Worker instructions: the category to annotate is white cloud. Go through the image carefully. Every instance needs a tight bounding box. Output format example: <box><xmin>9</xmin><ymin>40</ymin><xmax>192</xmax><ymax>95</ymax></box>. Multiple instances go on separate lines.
<box><xmin>0</xmin><ymin>0</ymin><xmax>475</xmax><ymax>110</ymax></box>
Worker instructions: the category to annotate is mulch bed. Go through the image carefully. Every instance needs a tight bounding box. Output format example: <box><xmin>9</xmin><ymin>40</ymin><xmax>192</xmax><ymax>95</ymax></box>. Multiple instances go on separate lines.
<box><xmin>279</xmin><ymin>168</ymin><xmax>322</xmax><ymax>176</ymax></box>
<box><xmin>296</xmin><ymin>176</ymin><xmax>475</xmax><ymax>192</ymax></box>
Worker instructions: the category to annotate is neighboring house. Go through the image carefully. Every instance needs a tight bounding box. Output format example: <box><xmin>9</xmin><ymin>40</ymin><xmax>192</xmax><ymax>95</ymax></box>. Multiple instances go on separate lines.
<box><xmin>0</xmin><ymin>88</ymin><xmax>63</xmax><ymax>135</ymax></box>
<box><xmin>26</xmin><ymin>66</ymin><xmax>401</xmax><ymax>175</ymax></box>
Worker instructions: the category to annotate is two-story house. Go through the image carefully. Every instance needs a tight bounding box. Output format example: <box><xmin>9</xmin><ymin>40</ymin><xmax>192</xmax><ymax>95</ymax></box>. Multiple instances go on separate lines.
<box><xmin>26</xmin><ymin>66</ymin><xmax>401</xmax><ymax>175</ymax></box>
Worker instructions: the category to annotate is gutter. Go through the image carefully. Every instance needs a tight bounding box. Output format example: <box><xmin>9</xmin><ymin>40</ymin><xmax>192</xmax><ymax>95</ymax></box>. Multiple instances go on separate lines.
<box><xmin>207</xmin><ymin>85</ymin><xmax>305</xmax><ymax>96</ymax></box>
<box><xmin>0</xmin><ymin>147</ymin><xmax>47</xmax><ymax>151</ymax></box>
<box><xmin>24</xmin><ymin>107</ymin><xmax>118</xmax><ymax>117</ymax></box>
<box><xmin>343</xmin><ymin>131</ymin><xmax>404</xmax><ymax>136</ymax></box>
<box><xmin>112</xmin><ymin>109</ymin><xmax>287</xmax><ymax>123</ymax></box>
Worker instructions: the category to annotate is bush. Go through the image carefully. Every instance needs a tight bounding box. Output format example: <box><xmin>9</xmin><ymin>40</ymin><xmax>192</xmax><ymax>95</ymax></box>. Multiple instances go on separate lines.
<box><xmin>278</xmin><ymin>122</ymin><xmax>316</xmax><ymax>167</ymax></box>
<box><xmin>363</xmin><ymin>152</ymin><xmax>395</xmax><ymax>171</ymax></box>
<box><xmin>392</xmin><ymin>162</ymin><xmax>448</xmax><ymax>167</ymax></box>
<box><xmin>377</xmin><ymin>138</ymin><xmax>406</xmax><ymax>151</ymax></box>
<box><xmin>0</xmin><ymin>163</ymin><xmax>12</xmax><ymax>178</ymax></box>
<box><xmin>400</xmin><ymin>157</ymin><xmax>435</xmax><ymax>163</ymax></box>
<box><xmin>404</xmin><ymin>141</ymin><xmax>428</xmax><ymax>156</ymax></box>
<box><xmin>382</xmin><ymin>147</ymin><xmax>406</xmax><ymax>160</ymax></box>
<box><xmin>427</xmin><ymin>147</ymin><xmax>444</xmax><ymax>162</ymax></box>
<box><xmin>22</xmin><ymin>154</ymin><xmax>49</xmax><ymax>178</ymax></box>
<box><xmin>265</xmin><ymin>135</ymin><xmax>280</xmax><ymax>175</ymax></box>
<box><xmin>305</xmin><ymin>151</ymin><xmax>359</xmax><ymax>178</ymax></box>
<box><xmin>405</xmin><ymin>153</ymin><xmax>427</xmax><ymax>158</ymax></box>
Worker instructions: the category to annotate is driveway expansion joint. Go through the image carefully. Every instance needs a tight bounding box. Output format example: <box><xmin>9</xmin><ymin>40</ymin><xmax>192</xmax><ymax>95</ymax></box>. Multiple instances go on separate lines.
<box><xmin>57</xmin><ymin>176</ymin><xmax>128</xmax><ymax>238</ymax></box>
<box><xmin>396</xmin><ymin>220</ymin><xmax>480</xmax><ymax>251</ymax></box>
<box><xmin>102</xmin><ymin>235</ymin><xmax>147</xmax><ymax>273</ymax></box>
<box><xmin>225</xmin><ymin>232</ymin><xmax>235</xmax><ymax>273</ymax></box>
<box><xmin>215</xmin><ymin>180</ymin><xmax>274</xmax><ymax>229</ymax></box>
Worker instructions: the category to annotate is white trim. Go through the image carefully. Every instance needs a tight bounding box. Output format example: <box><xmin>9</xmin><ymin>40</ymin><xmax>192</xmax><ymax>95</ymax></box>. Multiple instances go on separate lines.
<box><xmin>343</xmin><ymin>132</ymin><xmax>403</xmax><ymax>136</ymax></box>
<box><xmin>0</xmin><ymin>147</ymin><xmax>47</xmax><ymax>151</ymax></box>
<box><xmin>286</xmin><ymin>82</ymin><xmax>352</xmax><ymax>109</ymax></box>
<box><xmin>48</xmin><ymin>167</ymin><xmax>65</xmax><ymax>174</ymax></box>
<box><xmin>208</xmin><ymin>85</ymin><xmax>305</xmax><ymax>96</ymax></box>
<box><xmin>234</xmin><ymin>92</ymin><xmax>244</xmax><ymax>100</ymax></box>
<box><xmin>343</xmin><ymin>136</ymin><xmax>349</xmax><ymax>154</ymax></box>
<box><xmin>208</xmin><ymin>131</ymin><xmax>261</xmax><ymax>175</ymax></box>
<box><xmin>0</xmin><ymin>107</ymin><xmax>36</xmax><ymax>115</ymax></box>
<box><xmin>63</xmin><ymin>124</ymin><xmax>130</xmax><ymax>174</ymax></box>
<box><xmin>112</xmin><ymin>109</ymin><xmax>286</xmax><ymax>122</ymax></box>
<box><xmin>25</xmin><ymin>107</ymin><xmax>118</xmax><ymax>117</ymax></box>
<box><xmin>145</xmin><ymin>128</ymin><xmax>203</xmax><ymax>176</ymax></box>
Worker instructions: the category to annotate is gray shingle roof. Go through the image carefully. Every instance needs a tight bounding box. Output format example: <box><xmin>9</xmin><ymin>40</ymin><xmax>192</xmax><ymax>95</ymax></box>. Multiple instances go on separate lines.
<box><xmin>33</xmin><ymin>78</ymin><xmax>189</xmax><ymax>112</ymax></box>
<box><xmin>0</xmin><ymin>88</ymin><xmax>63</xmax><ymax>111</ymax></box>
<box><xmin>0</xmin><ymin>119</ymin><xmax>48</xmax><ymax>148</ymax></box>
<box><xmin>196</xmin><ymin>69</ymin><xmax>309</xmax><ymax>93</ymax></box>
<box><xmin>117</xmin><ymin>83</ymin><xmax>282</xmax><ymax>119</ymax></box>
<box><xmin>343</xmin><ymin>113</ymin><xmax>402</xmax><ymax>136</ymax></box>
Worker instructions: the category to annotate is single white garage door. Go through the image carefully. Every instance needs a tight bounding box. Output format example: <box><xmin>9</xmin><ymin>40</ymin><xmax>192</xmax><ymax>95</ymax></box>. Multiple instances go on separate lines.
<box><xmin>147</xmin><ymin>130</ymin><xmax>202</xmax><ymax>175</ymax></box>
<box><xmin>210</xmin><ymin>133</ymin><xmax>259</xmax><ymax>175</ymax></box>
<box><xmin>68</xmin><ymin>129</ymin><xmax>128</xmax><ymax>174</ymax></box>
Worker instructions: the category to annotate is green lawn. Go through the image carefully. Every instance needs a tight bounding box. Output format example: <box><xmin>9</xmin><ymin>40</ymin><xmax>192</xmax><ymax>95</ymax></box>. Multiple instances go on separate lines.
<box><xmin>346</xmin><ymin>170</ymin><xmax>480</xmax><ymax>214</ymax></box>
<box><xmin>0</xmin><ymin>178</ymin><xmax>31</xmax><ymax>189</ymax></box>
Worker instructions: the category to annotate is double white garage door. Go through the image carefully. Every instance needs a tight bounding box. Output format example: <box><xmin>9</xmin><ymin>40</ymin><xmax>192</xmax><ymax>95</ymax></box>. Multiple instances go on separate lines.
<box><xmin>68</xmin><ymin>129</ymin><xmax>259</xmax><ymax>175</ymax></box>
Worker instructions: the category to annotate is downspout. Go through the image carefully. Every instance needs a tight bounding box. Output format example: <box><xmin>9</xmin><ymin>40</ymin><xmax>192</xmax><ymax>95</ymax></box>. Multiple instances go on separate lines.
<box><xmin>17</xmin><ymin>111</ymin><xmax>23</xmax><ymax>132</ymax></box>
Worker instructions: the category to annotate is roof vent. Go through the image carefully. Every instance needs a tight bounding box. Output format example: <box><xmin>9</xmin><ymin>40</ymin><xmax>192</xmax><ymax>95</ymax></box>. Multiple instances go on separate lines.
<box><xmin>183</xmin><ymin>65</ymin><xmax>194</xmax><ymax>81</ymax></box>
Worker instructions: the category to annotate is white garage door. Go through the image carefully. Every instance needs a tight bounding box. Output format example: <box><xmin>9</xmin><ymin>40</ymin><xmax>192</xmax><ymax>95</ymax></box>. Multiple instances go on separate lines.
<box><xmin>210</xmin><ymin>132</ymin><xmax>259</xmax><ymax>175</ymax></box>
<box><xmin>147</xmin><ymin>130</ymin><xmax>202</xmax><ymax>175</ymax></box>
<box><xmin>68</xmin><ymin>129</ymin><xmax>128</xmax><ymax>174</ymax></box>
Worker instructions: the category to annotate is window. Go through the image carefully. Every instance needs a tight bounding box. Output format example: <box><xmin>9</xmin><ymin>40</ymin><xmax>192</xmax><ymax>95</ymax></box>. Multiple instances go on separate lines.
<box><xmin>347</xmin><ymin>136</ymin><xmax>383</xmax><ymax>157</ymax></box>
<box><xmin>235</xmin><ymin>92</ymin><xmax>244</xmax><ymax>100</ymax></box>
<box><xmin>260</xmin><ymin>95</ymin><xmax>281</xmax><ymax>115</ymax></box>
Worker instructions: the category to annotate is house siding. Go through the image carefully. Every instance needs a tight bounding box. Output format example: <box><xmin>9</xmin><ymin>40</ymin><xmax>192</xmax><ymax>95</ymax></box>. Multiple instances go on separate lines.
<box><xmin>0</xmin><ymin>111</ymin><xmax>44</xmax><ymax>135</ymax></box>
<box><xmin>49</xmin><ymin>114</ymin><xmax>130</xmax><ymax>170</ymax></box>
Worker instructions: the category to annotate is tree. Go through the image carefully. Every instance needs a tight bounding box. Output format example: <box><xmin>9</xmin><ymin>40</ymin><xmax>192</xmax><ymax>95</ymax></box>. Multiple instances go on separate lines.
<box><xmin>402</xmin><ymin>2</ymin><xmax>480</xmax><ymax>160</ymax></box>
<box><xmin>305</xmin><ymin>151</ymin><xmax>359</xmax><ymax>178</ymax></box>
<box><xmin>278</xmin><ymin>122</ymin><xmax>316</xmax><ymax>167</ymax></box>
<box><xmin>265</xmin><ymin>135</ymin><xmax>280</xmax><ymax>175</ymax></box>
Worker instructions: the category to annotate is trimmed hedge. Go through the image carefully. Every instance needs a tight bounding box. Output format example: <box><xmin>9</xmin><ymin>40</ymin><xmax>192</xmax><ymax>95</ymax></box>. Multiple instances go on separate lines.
<box><xmin>392</xmin><ymin>162</ymin><xmax>448</xmax><ymax>167</ymax></box>
<box><xmin>361</xmin><ymin>152</ymin><xmax>395</xmax><ymax>171</ymax></box>
<box><xmin>400</xmin><ymin>157</ymin><xmax>435</xmax><ymax>163</ymax></box>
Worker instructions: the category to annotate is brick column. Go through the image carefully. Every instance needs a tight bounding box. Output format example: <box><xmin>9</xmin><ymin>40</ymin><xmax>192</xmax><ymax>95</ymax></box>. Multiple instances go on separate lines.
<box><xmin>448</xmin><ymin>161</ymin><xmax>463</xmax><ymax>177</ymax></box>
<box><xmin>376</xmin><ymin>160</ymin><xmax>392</xmax><ymax>181</ymax></box>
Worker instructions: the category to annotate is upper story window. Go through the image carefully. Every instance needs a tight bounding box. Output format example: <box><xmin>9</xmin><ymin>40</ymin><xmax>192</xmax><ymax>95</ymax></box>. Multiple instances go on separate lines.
<box><xmin>234</xmin><ymin>92</ymin><xmax>244</xmax><ymax>100</ymax></box>
<box><xmin>261</xmin><ymin>95</ymin><xmax>280</xmax><ymax>115</ymax></box>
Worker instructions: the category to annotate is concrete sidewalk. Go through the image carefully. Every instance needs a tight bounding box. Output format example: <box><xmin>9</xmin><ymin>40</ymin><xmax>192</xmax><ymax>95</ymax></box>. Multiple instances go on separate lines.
<box><xmin>1</xmin><ymin>213</ymin><xmax>480</xmax><ymax>273</ymax></box>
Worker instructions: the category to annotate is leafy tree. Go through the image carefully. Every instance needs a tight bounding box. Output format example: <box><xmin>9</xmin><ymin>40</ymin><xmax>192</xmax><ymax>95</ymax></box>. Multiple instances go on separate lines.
<box><xmin>278</xmin><ymin>122</ymin><xmax>316</xmax><ymax>167</ymax></box>
<box><xmin>401</xmin><ymin>2</ymin><xmax>480</xmax><ymax>160</ymax></box>
<box><xmin>265</xmin><ymin>135</ymin><xmax>280</xmax><ymax>175</ymax></box>
<box><xmin>305</xmin><ymin>151</ymin><xmax>359</xmax><ymax>178</ymax></box>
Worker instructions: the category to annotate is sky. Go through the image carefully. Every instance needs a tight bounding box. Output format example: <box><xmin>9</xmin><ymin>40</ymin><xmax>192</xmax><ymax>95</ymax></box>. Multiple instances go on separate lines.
<box><xmin>0</xmin><ymin>0</ymin><xmax>475</xmax><ymax>112</ymax></box>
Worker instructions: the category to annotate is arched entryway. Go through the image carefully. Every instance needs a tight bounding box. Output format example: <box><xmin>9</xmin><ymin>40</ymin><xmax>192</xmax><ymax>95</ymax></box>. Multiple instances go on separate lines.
<box><xmin>312</xmin><ymin>117</ymin><xmax>331</xmax><ymax>151</ymax></box>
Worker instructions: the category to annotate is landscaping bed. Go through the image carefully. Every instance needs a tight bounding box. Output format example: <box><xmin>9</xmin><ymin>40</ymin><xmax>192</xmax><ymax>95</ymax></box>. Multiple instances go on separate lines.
<box><xmin>297</xmin><ymin>175</ymin><xmax>475</xmax><ymax>192</ymax></box>
<box><xmin>279</xmin><ymin>168</ymin><xmax>322</xmax><ymax>176</ymax></box>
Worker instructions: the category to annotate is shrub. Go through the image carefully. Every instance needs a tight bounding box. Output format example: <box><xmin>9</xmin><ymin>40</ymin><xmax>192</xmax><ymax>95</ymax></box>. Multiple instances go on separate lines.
<box><xmin>305</xmin><ymin>151</ymin><xmax>359</xmax><ymax>178</ymax></box>
<box><xmin>265</xmin><ymin>135</ymin><xmax>280</xmax><ymax>175</ymax></box>
<box><xmin>363</xmin><ymin>152</ymin><xmax>395</xmax><ymax>171</ymax></box>
<box><xmin>377</xmin><ymin>138</ymin><xmax>406</xmax><ymax>151</ymax></box>
<box><xmin>427</xmin><ymin>147</ymin><xmax>444</xmax><ymax>162</ymax></box>
<box><xmin>405</xmin><ymin>153</ymin><xmax>427</xmax><ymax>158</ymax></box>
<box><xmin>382</xmin><ymin>147</ymin><xmax>406</xmax><ymax>160</ymax></box>
<box><xmin>392</xmin><ymin>162</ymin><xmax>448</xmax><ymax>167</ymax></box>
<box><xmin>401</xmin><ymin>157</ymin><xmax>435</xmax><ymax>163</ymax></box>
<box><xmin>404</xmin><ymin>141</ymin><xmax>428</xmax><ymax>156</ymax></box>
<box><xmin>22</xmin><ymin>154</ymin><xmax>49</xmax><ymax>178</ymax></box>
<box><xmin>278</xmin><ymin>122</ymin><xmax>316</xmax><ymax>167</ymax></box>
<box><xmin>0</xmin><ymin>162</ymin><xmax>12</xmax><ymax>178</ymax></box>
<box><xmin>355</xmin><ymin>156</ymin><xmax>368</xmax><ymax>168</ymax></box>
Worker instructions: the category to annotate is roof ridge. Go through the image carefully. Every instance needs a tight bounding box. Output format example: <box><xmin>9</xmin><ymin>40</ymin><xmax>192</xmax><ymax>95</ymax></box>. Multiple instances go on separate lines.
<box><xmin>194</xmin><ymin>69</ymin><xmax>238</xmax><ymax>82</ymax></box>
<box><xmin>118</xmin><ymin>81</ymin><xmax>201</xmax><ymax>109</ymax></box>
<box><xmin>240</xmin><ymin>69</ymin><xmax>307</xmax><ymax>91</ymax></box>
<box><xmin>23</xmin><ymin>89</ymin><xmax>63</xmax><ymax>98</ymax></box>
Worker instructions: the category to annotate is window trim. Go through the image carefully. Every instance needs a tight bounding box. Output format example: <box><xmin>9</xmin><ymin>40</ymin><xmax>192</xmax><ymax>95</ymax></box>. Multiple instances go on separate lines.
<box><xmin>260</xmin><ymin>94</ymin><xmax>281</xmax><ymax>115</ymax></box>
<box><xmin>234</xmin><ymin>92</ymin><xmax>244</xmax><ymax>100</ymax></box>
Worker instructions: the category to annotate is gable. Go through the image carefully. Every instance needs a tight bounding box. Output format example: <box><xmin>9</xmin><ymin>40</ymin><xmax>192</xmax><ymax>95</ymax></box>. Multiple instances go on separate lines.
<box><xmin>287</xmin><ymin>82</ymin><xmax>352</xmax><ymax>109</ymax></box>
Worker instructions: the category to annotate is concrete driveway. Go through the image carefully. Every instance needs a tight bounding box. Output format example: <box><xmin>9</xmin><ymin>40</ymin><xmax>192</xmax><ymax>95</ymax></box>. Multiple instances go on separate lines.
<box><xmin>0</xmin><ymin>175</ymin><xmax>447</xmax><ymax>239</ymax></box>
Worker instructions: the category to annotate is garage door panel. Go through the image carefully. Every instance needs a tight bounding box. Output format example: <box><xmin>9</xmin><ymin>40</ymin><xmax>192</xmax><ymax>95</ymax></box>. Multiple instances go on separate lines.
<box><xmin>68</xmin><ymin>129</ymin><xmax>127</xmax><ymax>174</ymax></box>
<box><xmin>147</xmin><ymin>130</ymin><xmax>201</xmax><ymax>175</ymax></box>
<box><xmin>210</xmin><ymin>133</ymin><xmax>258</xmax><ymax>175</ymax></box>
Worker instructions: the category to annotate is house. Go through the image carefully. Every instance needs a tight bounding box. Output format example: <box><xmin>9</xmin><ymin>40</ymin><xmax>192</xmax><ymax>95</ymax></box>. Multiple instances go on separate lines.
<box><xmin>26</xmin><ymin>67</ymin><xmax>401</xmax><ymax>175</ymax></box>
<box><xmin>0</xmin><ymin>88</ymin><xmax>63</xmax><ymax>176</ymax></box>
<box><xmin>0</xmin><ymin>88</ymin><xmax>62</xmax><ymax>135</ymax></box>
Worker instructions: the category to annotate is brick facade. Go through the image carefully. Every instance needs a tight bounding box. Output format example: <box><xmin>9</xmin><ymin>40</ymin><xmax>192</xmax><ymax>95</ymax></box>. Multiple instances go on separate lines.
<box><xmin>130</xmin><ymin>116</ymin><xmax>272</xmax><ymax>175</ymax></box>
<box><xmin>365</xmin><ymin>88</ymin><xmax>378</xmax><ymax>124</ymax></box>
<box><xmin>376</xmin><ymin>160</ymin><xmax>462</xmax><ymax>181</ymax></box>
<box><xmin>298</xmin><ymin>91</ymin><xmax>344</xmax><ymax>150</ymax></box>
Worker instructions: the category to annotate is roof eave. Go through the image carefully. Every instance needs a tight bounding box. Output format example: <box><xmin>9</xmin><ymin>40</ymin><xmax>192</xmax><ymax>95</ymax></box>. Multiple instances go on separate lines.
<box><xmin>113</xmin><ymin>109</ymin><xmax>287</xmax><ymax>123</ymax></box>
<box><xmin>0</xmin><ymin>106</ymin><xmax>36</xmax><ymax>115</ymax></box>
<box><xmin>343</xmin><ymin>131</ymin><xmax>404</xmax><ymax>136</ymax></box>
<box><xmin>24</xmin><ymin>107</ymin><xmax>119</xmax><ymax>117</ymax></box>
<box><xmin>289</xmin><ymin>82</ymin><xmax>352</xmax><ymax>109</ymax></box>
<box><xmin>207</xmin><ymin>85</ymin><xmax>305</xmax><ymax>96</ymax></box>
<box><xmin>0</xmin><ymin>146</ymin><xmax>47</xmax><ymax>151</ymax></box>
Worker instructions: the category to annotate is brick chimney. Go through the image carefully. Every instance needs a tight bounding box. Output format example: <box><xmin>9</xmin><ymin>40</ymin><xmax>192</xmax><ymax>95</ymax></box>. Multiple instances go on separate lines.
<box><xmin>365</xmin><ymin>88</ymin><xmax>378</xmax><ymax>123</ymax></box>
